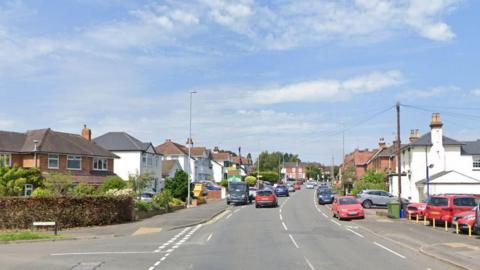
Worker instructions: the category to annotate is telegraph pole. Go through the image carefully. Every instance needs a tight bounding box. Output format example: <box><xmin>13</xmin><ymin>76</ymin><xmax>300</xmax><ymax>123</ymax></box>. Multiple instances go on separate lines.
<box><xmin>396</xmin><ymin>102</ymin><xmax>402</xmax><ymax>205</ymax></box>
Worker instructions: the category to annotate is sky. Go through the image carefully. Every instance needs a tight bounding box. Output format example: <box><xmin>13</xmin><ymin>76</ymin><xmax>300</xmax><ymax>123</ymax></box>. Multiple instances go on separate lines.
<box><xmin>1</xmin><ymin>0</ymin><xmax>480</xmax><ymax>163</ymax></box>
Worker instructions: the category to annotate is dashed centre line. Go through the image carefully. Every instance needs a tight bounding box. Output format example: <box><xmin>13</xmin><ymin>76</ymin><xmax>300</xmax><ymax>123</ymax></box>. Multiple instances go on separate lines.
<box><xmin>282</xmin><ymin>222</ymin><xmax>288</xmax><ymax>231</ymax></box>
<box><xmin>346</xmin><ymin>228</ymin><xmax>365</xmax><ymax>238</ymax></box>
<box><xmin>289</xmin><ymin>234</ymin><xmax>300</xmax><ymax>249</ymax></box>
<box><xmin>374</xmin><ymin>242</ymin><xmax>406</xmax><ymax>259</ymax></box>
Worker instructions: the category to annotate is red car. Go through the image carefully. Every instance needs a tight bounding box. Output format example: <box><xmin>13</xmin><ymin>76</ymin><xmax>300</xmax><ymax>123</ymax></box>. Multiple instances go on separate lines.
<box><xmin>293</xmin><ymin>183</ymin><xmax>301</xmax><ymax>190</ymax></box>
<box><xmin>332</xmin><ymin>196</ymin><xmax>365</xmax><ymax>220</ymax></box>
<box><xmin>407</xmin><ymin>202</ymin><xmax>427</xmax><ymax>218</ymax></box>
<box><xmin>452</xmin><ymin>207</ymin><xmax>477</xmax><ymax>233</ymax></box>
<box><xmin>255</xmin><ymin>189</ymin><xmax>278</xmax><ymax>208</ymax></box>
<box><xmin>425</xmin><ymin>195</ymin><xmax>478</xmax><ymax>224</ymax></box>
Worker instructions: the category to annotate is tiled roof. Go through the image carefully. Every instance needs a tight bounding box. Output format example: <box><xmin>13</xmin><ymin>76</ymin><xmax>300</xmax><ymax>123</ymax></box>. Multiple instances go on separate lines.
<box><xmin>0</xmin><ymin>128</ymin><xmax>116</xmax><ymax>158</ymax></box>
<box><xmin>155</xmin><ymin>140</ymin><xmax>188</xmax><ymax>155</ymax></box>
<box><xmin>94</xmin><ymin>132</ymin><xmax>153</xmax><ymax>152</ymax></box>
<box><xmin>283</xmin><ymin>162</ymin><xmax>305</xmax><ymax>168</ymax></box>
<box><xmin>191</xmin><ymin>147</ymin><xmax>207</xmax><ymax>157</ymax></box>
<box><xmin>407</xmin><ymin>132</ymin><xmax>463</xmax><ymax>147</ymax></box>
<box><xmin>162</xmin><ymin>160</ymin><xmax>181</xmax><ymax>177</ymax></box>
<box><xmin>212</xmin><ymin>152</ymin><xmax>231</xmax><ymax>161</ymax></box>
<box><xmin>461</xmin><ymin>140</ymin><xmax>480</xmax><ymax>155</ymax></box>
<box><xmin>233</xmin><ymin>156</ymin><xmax>252</xmax><ymax>165</ymax></box>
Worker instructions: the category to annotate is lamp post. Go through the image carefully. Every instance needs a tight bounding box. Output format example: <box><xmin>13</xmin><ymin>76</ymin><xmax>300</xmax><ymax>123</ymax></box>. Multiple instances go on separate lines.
<box><xmin>187</xmin><ymin>91</ymin><xmax>197</xmax><ymax>207</ymax></box>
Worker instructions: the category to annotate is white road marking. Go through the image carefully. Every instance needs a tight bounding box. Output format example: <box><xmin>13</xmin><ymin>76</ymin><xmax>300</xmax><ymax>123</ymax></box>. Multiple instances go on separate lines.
<box><xmin>289</xmin><ymin>234</ymin><xmax>300</xmax><ymax>248</ymax></box>
<box><xmin>226</xmin><ymin>213</ymin><xmax>233</xmax><ymax>219</ymax></box>
<box><xmin>322</xmin><ymin>213</ymin><xmax>328</xmax><ymax>218</ymax></box>
<box><xmin>154</xmin><ymin>261</ymin><xmax>160</xmax><ymax>266</ymax></box>
<box><xmin>304</xmin><ymin>256</ymin><xmax>316</xmax><ymax>270</ymax></box>
<box><xmin>52</xmin><ymin>251</ymin><xmax>153</xmax><ymax>256</ymax></box>
<box><xmin>234</xmin><ymin>209</ymin><xmax>240</xmax><ymax>213</ymax></box>
<box><xmin>330</xmin><ymin>219</ymin><xmax>342</xmax><ymax>226</ymax></box>
<box><xmin>282</xmin><ymin>222</ymin><xmax>288</xmax><ymax>231</ymax></box>
<box><xmin>346</xmin><ymin>228</ymin><xmax>365</xmax><ymax>238</ymax></box>
<box><xmin>207</xmin><ymin>233</ymin><xmax>213</xmax><ymax>242</ymax></box>
<box><xmin>279</xmin><ymin>214</ymin><xmax>283</xmax><ymax>220</ymax></box>
<box><xmin>148</xmin><ymin>267</ymin><xmax>155</xmax><ymax>270</ymax></box>
<box><xmin>374</xmin><ymin>242</ymin><xmax>406</xmax><ymax>259</ymax></box>
<box><xmin>279</xmin><ymin>208</ymin><xmax>282</xmax><ymax>213</ymax></box>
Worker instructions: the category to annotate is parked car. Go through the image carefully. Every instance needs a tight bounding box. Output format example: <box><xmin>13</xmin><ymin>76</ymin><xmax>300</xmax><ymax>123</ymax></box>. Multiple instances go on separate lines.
<box><xmin>425</xmin><ymin>195</ymin><xmax>478</xmax><ymax>224</ymax></box>
<box><xmin>274</xmin><ymin>185</ymin><xmax>289</xmax><ymax>197</ymax></box>
<box><xmin>332</xmin><ymin>196</ymin><xmax>364</xmax><ymax>220</ymax></box>
<box><xmin>255</xmin><ymin>189</ymin><xmax>278</xmax><ymax>208</ymax></box>
<box><xmin>293</xmin><ymin>183</ymin><xmax>301</xmax><ymax>190</ymax></box>
<box><xmin>249</xmin><ymin>187</ymin><xmax>257</xmax><ymax>201</ymax></box>
<box><xmin>140</xmin><ymin>192</ymin><xmax>154</xmax><ymax>202</ymax></box>
<box><xmin>316</xmin><ymin>185</ymin><xmax>330</xmax><ymax>196</ymax></box>
<box><xmin>452</xmin><ymin>207</ymin><xmax>477</xmax><ymax>234</ymax></box>
<box><xmin>407</xmin><ymin>201</ymin><xmax>427</xmax><ymax>218</ymax></box>
<box><xmin>306</xmin><ymin>182</ymin><xmax>315</xmax><ymax>189</ymax></box>
<box><xmin>287</xmin><ymin>184</ymin><xmax>295</xmax><ymax>193</ymax></box>
<box><xmin>356</xmin><ymin>190</ymin><xmax>406</xmax><ymax>209</ymax></box>
<box><xmin>227</xmin><ymin>181</ymin><xmax>249</xmax><ymax>205</ymax></box>
<box><xmin>318</xmin><ymin>189</ymin><xmax>334</xmax><ymax>205</ymax></box>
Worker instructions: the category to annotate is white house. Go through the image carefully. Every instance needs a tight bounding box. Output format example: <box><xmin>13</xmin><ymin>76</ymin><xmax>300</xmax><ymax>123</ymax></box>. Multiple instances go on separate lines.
<box><xmin>390</xmin><ymin>113</ymin><xmax>480</xmax><ymax>202</ymax></box>
<box><xmin>94</xmin><ymin>132</ymin><xmax>163</xmax><ymax>193</ymax></box>
<box><xmin>162</xmin><ymin>159</ymin><xmax>182</xmax><ymax>179</ymax></box>
<box><xmin>190</xmin><ymin>147</ymin><xmax>213</xmax><ymax>181</ymax></box>
<box><xmin>155</xmin><ymin>139</ymin><xmax>194</xmax><ymax>177</ymax></box>
<box><xmin>211</xmin><ymin>150</ymin><xmax>232</xmax><ymax>183</ymax></box>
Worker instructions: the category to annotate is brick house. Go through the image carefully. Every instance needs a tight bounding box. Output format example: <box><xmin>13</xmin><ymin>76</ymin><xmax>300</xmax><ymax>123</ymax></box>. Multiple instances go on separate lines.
<box><xmin>342</xmin><ymin>148</ymin><xmax>377</xmax><ymax>179</ymax></box>
<box><xmin>0</xmin><ymin>126</ymin><xmax>117</xmax><ymax>185</ymax></box>
<box><xmin>281</xmin><ymin>161</ymin><xmax>306</xmax><ymax>180</ymax></box>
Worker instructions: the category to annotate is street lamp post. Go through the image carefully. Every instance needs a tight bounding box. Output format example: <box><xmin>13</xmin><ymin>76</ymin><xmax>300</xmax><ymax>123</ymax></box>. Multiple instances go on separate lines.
<box><xmin>187</xmin><ymin>91</ymin><xmax>197</xmax><ymax>207</ymax></box>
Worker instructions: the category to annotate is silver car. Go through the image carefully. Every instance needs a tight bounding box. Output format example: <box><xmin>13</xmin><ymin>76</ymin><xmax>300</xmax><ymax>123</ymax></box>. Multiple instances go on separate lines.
<box><xmin>356</xmin><ymin>190</ymin><xmax>396</xmax><ymax>208</ymax></box>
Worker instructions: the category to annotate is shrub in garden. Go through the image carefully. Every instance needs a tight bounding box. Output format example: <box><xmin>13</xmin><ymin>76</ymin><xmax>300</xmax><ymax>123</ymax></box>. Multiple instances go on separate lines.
<box><xmin>169</xmin><ymin>198</ymin><xmax>184</xmax><ymax>206</ymax></box>
<box><xmin>100</xmin><ymin>176</ymin><xmax>127</xmax><ymax>193</ymax></box>
<box><xmin>153</xmin><ymin>190</ymin><xmax>173</xmax><ymax>211</ymax></box>
<box><xmin>134</xmin><ymin>200</ymin><xmax>155</xmax><ymax>212</ymax></box>
<box><xmin>31</xmin><ymin>187</ymin><xmax>54</xmax><ymax>197</ymax></box>
<box><xmin>105</xmin><ymin>188</ymin><xmax>134</xmax><ymax>197</ymax></box>
<box><xmin>43</xmin><ymin>172</ymin><xmax>74</xmax><ymax>195</ymax></box>
<box><xmin>164</xmin><ymin>170</ymin><xmax>189</xmax><ymax>201</ymax></box>
<box><xmin>74</xmin><ymin>183</ymin><xmax>98</xmax><ymax>195</ymax></box>
<box><xmin>0</xmin><ymin>166</ymin><xmax>44</xmax><ymax>196</ymax></box>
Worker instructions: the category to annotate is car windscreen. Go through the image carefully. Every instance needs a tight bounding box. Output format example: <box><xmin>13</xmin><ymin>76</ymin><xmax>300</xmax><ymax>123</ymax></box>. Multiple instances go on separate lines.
<box><xmin>320</xmin><ymin>191</ymin><xmax>332</xmax><ymax>195</ymax></box>
<box><xmin>428</xmin><ymin>197</ymin><xmax>448</xmax><ymax>206</ymax></box>
<box><xmin>257</xmin><ymin>190</ymin><xmax>272</xmax><ymax>196</ymax></box>
<box><xmin>229</xmin><ymin>182</ymin><xmax>246</xmax><ymax>191</ymax></box>
<box><xmin>339</xmin><ymin>198</ymin><xmax>358</xmax><ymax>205</ymax></box>
<box><xmin>453</xmin><ymin>197</ymin><xmax>477</xmax><ymax>207</ymax></box>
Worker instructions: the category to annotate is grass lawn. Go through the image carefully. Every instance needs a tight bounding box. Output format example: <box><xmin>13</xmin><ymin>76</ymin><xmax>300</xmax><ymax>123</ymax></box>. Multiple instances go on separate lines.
<box><xmin>0</xmin><ymin>231</ymin><xmax>63</xmax><ymax>241</ymax></box>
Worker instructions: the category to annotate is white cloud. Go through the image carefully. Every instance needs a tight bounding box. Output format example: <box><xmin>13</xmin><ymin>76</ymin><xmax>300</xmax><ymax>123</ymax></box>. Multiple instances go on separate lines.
<box><xmin>398</xmin><ymin>85</ymin><xmax>460</xmax><ymax>99</ymax></box>
<box><xmin>471</xmin><ymin>88</ymin><xmax>480</xmax><ymax>96</ymax></box>
<box><xmin>251</xmin><ymin>70</ymin><xmax>403</xmax><ymax>104</ymax></box>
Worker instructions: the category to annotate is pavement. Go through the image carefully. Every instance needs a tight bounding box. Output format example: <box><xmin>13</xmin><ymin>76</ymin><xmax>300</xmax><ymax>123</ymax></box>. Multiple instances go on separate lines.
<box><xmin>0</xmin><ymin>189</ymin><xmax>476</xmax><ymax>269</ymax></box>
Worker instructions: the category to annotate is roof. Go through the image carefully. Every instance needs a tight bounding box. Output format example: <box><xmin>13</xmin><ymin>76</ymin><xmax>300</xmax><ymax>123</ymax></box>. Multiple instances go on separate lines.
<box><xmin>0</xmin><ymin>128</ymin><xmax>116</xmax><ymax>158</ymax></box>
<box><xmin>406</xmin><ymin>132</ymin><xmax>463</xmax><ymax>147</ymax></box>
<box><xmin>461</xmin><ymin>140</ymin><xmax>480</xmax><ymax>155</ymax></box>
<box><xmin>155</xmin><ymin>140</ymin><xmax>188</xmax><ymax>155</ymax></box>
<box><xmin>212</xmin><ymin>152</ymin><xmax>231</xmax><ymax>161</ymax></box>
<box><xmin>93</xmin><ymin>132</ymin><xmax>155</xmax><ymax>153</ymax></box>
<box><xmin>162</xmin><ymin>160</ymin><xmax>181</xmax><ymax>177</ymax></box>
<box><xmin>190</xmin><ymin>147</ymin><xmax>208</xmax><ymax>157</ymax></box>
<box><xmin>416</xmin><ymin>170</ymin><xmax>480</xmax><ymax>185</ymax></box>
<box><xmin>283</xmin><ymin>162</ymin><xmax>305</xmax><ymax>168</ymax></box>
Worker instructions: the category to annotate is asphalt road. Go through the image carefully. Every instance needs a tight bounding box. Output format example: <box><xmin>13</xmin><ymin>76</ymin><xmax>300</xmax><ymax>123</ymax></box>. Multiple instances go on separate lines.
<box><xmin>0</xmin><ymin>189</ymin><xmax>462</xmax><ymax>270</ymax></box>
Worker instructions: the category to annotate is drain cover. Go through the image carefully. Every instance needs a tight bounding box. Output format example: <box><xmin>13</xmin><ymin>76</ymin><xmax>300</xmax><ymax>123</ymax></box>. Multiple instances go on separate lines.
<box><xmin>69</xmin><ymin>262</ymin><xmax>104</xmax><ymax>270</ymax></box>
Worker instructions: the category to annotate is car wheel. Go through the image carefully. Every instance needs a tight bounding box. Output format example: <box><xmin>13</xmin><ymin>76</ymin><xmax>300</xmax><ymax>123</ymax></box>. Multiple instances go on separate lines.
<box><xmin>227</xmin><ymin>200</ymin><xmax>230</xmax><ymax>205</ymax></box>
<box><xmin>362</xmin><ymin>200</ymin><xmax>372</xmax><ymax>209</ymax></box>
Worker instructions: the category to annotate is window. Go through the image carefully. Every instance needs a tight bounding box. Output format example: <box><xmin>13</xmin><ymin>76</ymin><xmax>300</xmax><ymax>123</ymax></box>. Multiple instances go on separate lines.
<box><xmin>93</xmin><ymin>158</ymin><xmax>108</xmax><ymax>171</ymax></box>
<box><xmin>453</xmin><ymin>197</ymin><xmax>477</xmax><ymax>207</ymax></box>
<box><xmin>67</xmin><ymin>155</ymin><xmax>82</xmax><ymax>170</ymax></box>
<box><xmin>48</xmin><ymin>154</ymin><xmax>59</xmax><ymax>169</ymax></box>
<box><xmin>473</xmin><ymin>156</ymin><xmax>480</xmax><ymax>169</ymax></box>
<box><xmin>142</xmin><ymin>154</ymin><xmax>147</xmax><ymax>167</ymax></box>
<box><xmin>147</xmin><ymin>155</ymin><xmax>153</xmax><ymax>168</ymax></box>
<box><xmin>0</xmin><ymin>153</ymin><xmax>11</xmax><ymax>167</ymax></box>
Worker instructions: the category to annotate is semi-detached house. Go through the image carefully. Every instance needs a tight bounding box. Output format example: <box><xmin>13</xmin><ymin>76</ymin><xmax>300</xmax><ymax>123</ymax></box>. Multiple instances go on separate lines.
<box><xmin>0</xmin><ymin>125</ymin><xmax>117</xmax><ymax>185</ymax></box>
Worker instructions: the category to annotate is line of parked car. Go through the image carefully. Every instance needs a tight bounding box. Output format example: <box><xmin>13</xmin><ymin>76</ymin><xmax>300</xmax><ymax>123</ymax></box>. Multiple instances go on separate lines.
<box><xmin>315</xmin><ymin>183</ymin><xmax>365</xmax><ymax>220</ymax></box>
<box><xmin>407</xmin><ymin>194</ymin><xmax>480</xmax><ymax>234</ymax></box>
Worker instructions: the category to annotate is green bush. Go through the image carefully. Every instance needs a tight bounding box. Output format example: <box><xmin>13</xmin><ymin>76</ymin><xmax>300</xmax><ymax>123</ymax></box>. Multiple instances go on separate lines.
<box><xmin>31</xmin><ymin>188</ymin><xmax>54</xmax><ymax>197</ymax></box>
<box><xmin>169</xmin><ymin>198</ymin><xmax>184</xmax><ymax>206</ymax></box>
<box><xmin>219</xmin><ymin>179</ymin><xmax>228</xmax><ymax>188</ymax></box>
<box><xmin>245</xmin><ymin>176</ymin><xmax>257</xmax><ymax>186</ymax></box>
<box><xmin>153</xmin><ymin>190</ymin><xmax>173</xmax><ymax>210</ymax></box>
<box><xmin>0</xmin><ymin>166</ymin><xmax>44</xmax><ymax>196</ymax></box>
<box><xmin>0</xmin><ymin>196</ymin><xmax>134</xmax><ymax>229</ymax></box>
<box><xmin>164</xmin><ymin>170</ymin><xmax>189</xmax><ymax>201</ymax></box>
<box><xmin>134</xmin><ymin>200</ymin><xmax>154</xmax><ymax>212</ymax></box>
<box><xmin>100</xmin><ymin>176</ymin><xmax>127</xmax><ymax>193</ymax></box>
<box><xmin>251</xmin><ymin>171</ymin><xmax>279</xmax><ymax>183</ymax></box>
<box><xmin>74</xmin><ymin>183</ymin><xmax>98</xmax><ymax>195</ymax></box>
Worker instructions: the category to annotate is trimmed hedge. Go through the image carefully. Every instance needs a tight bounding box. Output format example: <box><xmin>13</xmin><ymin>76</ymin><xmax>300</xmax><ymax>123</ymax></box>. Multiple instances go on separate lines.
<box><xmin>0</xmin><ymin>196</ymin><xmax>134</xmax><ymax>229</ymax></box>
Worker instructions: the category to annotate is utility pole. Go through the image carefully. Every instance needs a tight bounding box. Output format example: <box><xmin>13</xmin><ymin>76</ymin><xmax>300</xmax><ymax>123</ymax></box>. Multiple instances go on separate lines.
<box><xmin>396</xmin><ymin>102</ymin><xmax>402</xmax><ymax>206</ymax></box>
<box><xmin>331</xmin><ymin>155</ymin><xmax>334</xmax><ymax>183</ymax></box>
<box><xmin>342</xmin><ymin>122</ymin><xmax>345</xmax><ymax>165</ymax></box>
<box><xmin>187</xmin><ymin>91</ymin><xmax>197</xmax><ymax>207</ymax></box>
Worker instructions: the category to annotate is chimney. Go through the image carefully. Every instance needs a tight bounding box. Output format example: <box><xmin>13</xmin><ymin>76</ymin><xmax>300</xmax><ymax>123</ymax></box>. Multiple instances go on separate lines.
<box><xmin>165</xmin><ymin>139</ymin><xmax>172</xmax><ymax>142</ymax></box>
<box><xmin>430</xmin><ymin>113</ymin><xmax>443</xmax><ymax>128</ymax></box>
<box><xmin>186</xmin><ymin>137</ymin><xmax>193</xmax><ymax>148</ymax></box>
<box><xmin>81</xmin><ymin>124</ymin><xmax>91</xmax><ymax>141</ymax></box>
<box><xmin>409</xmin><ymin>129</ymin><xmax>421</xmax><ymax>143</ymax></box>
<box><xmin>378</xmin><ymin>137</ymin><xmax>386</xmax><ymax>149</ymax></box>
<box><xmin>213</xmin><ymin>146</ymin><xmax>219</xmax><ymax>153</ymax></box>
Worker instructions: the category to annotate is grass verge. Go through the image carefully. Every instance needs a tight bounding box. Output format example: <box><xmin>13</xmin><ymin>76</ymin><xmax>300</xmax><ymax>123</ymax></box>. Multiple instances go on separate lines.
<box><xmin>0</xmin><ymin>231</ymin><xmax>63</xmax><ymax>241</ymax></box>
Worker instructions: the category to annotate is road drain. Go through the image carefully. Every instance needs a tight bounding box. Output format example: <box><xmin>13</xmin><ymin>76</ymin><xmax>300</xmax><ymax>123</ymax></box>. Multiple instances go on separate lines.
<box><xmin>69</xmin><ymin>262</ymin><xmax>105</xmax><ymax>270</ymax></box>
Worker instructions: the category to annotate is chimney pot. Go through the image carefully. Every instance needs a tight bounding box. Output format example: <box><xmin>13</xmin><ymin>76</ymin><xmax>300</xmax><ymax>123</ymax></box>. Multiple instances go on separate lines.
<box><xmin>430</xmin><ymin>113</ymin><xmax>443</xmax><ymax>128</ymax></box>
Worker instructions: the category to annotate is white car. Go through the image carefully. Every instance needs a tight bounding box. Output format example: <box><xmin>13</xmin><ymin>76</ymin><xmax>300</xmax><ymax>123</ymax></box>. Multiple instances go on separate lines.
<box><xmin>306</xmin><ymin>182</ymin><xmax>315</xmax><ymax>189</ymax></box>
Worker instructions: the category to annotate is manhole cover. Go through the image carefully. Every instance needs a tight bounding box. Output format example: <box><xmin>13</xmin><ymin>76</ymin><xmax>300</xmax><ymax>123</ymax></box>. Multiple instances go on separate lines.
<box><xmin>69</xmin><ymin>262</ymin><xmax>104</xmax><ymax>270</ymax></box>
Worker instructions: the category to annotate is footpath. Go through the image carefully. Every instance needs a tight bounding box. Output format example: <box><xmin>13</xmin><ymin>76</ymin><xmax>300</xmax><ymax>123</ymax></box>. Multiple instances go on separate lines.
<box><xmin>359</xmin><ymin>209</ymin><xmax>480</xmax><ymax>270</ymax></box>
<box><xmin>61</xmin><ymin>199</ymin><xmax>227</xmax><ymax>239</ymax></box>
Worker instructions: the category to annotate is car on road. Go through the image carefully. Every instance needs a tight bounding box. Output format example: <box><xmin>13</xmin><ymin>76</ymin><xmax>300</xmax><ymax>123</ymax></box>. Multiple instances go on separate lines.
<box><xmin>316</xmin><ymin>185</ymin><xmax>330</xmax><ymax>196</ymax></box>
<box><xmin>255</xmin><ymin>189</ymin><xmax>278</xmax><ymax>208</ymax></box>
<box><xmin>249</xmin><ymin>187</ymin><xmax>257</xmax><ymax>201</ymax></box>
<box><xmin>287</xmin><ymin>183</ymin><xmax>295</xmax><ymax>193</ymax></box>
<box><xmin>425</xmin><ymin>195</ymin><xmax>478</xmax><ymax>224</ymax></box>
<box><xmin>306</xmin><ymin>181</ymin><xmax>315</xmax><ymax>189</ymax></box>
<box><xmin>293</xmin><ymin>183</ymin><xmax>301</xmax><ymax>190</ymax></box>
<box><xmin>227</xmin><ymin>181</ymin><xmax>249</xmax><ymax>205</ymax></box>
<box><xmin>356</xmin><ymin>189</ymin><xmax>404</xmax><ymax>209</ymax></box>
<box><xmin>332</xmin><ymin>196</ymin><xmax>364</xmax><ymax>220</ymax></box>
<box><xmin>452</xmin><ymin>207</ymin><xmax>477</xmax><ymax>234</ymax></box>
<box><xmin>274</xmin><ymin>185</ymin><xmax>289</xmax><ymax>197</ymax></box>
<box><xmin>318</xmin><ymin>189</ymin><xmax>334</xmax><ymax>205</ymax></box>
<box><xmin>407</xmin><ymin>201</ymin><xmax>427</xmax><ymax>218</ymax></box>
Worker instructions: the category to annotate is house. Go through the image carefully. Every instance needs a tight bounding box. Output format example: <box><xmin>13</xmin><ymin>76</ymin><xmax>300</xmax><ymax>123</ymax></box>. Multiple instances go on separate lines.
<box><xmin>282</xmin><ymin>161</ymin><xmax>307</xmax><ymax>180</ymax></box>
<box><xmin>342</xmin><ymin>148</ymin><xmax>377</xmax><ymax>179</ymax></box>
<box><xmin>211</xmin><ymin>148</ymin><xmax>233</xmax><ymax>183</ymax></box>
<box><xmin>366</xmin><ymin>138</ymin><xmax>397</xmax><ymax>174</ymax></box>
<box><xmin>0</xmin><ymin>126</ymin><xmax>117</xmax><ymax>185</ymax></box>
<box><xmin>232</xmin><ymin>156</ymin><xmax>253</xmax><ymax>176</ymax></box>
<box><xmin>190</xmin><ymin>147</ymin><xmax>213</xmax><ymax>181</ymax></box>
<box><xmin>390</xmin><ymin>113</ymin><xmax>480</xmax><ymax>202</ymax></box>
<box><xmin>93</xmin><ymin>132</ymin><xmax>163</xmax><ymax>193</ymax></box>
<box><xmin>162</xmin><ymin>159</ymin><xmax>182</xmax><ymax>179</ymax></box>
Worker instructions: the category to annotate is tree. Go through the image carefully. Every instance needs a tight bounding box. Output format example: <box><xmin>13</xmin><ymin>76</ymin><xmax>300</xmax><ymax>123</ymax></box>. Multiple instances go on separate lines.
<box><xmin>245</xmin><ymin>176</ymin><xmax>257</xmax><ymax>186</ymax></box>
<box><xmin>100</xmin><ymin>176</ymin><xmax>127</xmax><ymax>193</ymax></box>
<box><xmin>254</xmin><ymin>151</ymin><xmax>300</xmax><ymax>172</ymax></box>
<box><xmin>251</xmin><ymin>171</ymin><xmax>279</xmax><ymax>183</ymax></box>
<box><xmin>306</xmin><ymin>165</ymin><xmax>322</xmax><ymax>180</ymax></box>
<box><xmin>340</xmin><ymin>166</ymin><xmax>357</xmax><ymax>195</ymax></box>
<box><xmin>128</xmin><ymin>172</ymin><xmax>152</xmax><ymax>196</ymax></box>
<box><xmin>0</xmin><ymin>165</ymin><xmax>44</xmax><ymax>196</ymax></box>
<box><xmin>351</xmin><ymin>169</ymin><xmax>387</xmax><ymax>196</ymax></box>
<box><xmin>164</xmin><ymin>170</ymin><xmax>189</xmax><ymax>201</ymax></box>
<box><xmin>43</xmin><ymin>172</ymin><xmax>74</xmax><ymax>195</ymax></box>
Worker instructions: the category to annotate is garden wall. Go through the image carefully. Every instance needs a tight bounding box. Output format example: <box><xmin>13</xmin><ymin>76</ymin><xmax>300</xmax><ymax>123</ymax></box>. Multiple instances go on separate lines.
<box><xmin>0</xmin><ymin>196</ymin><xmax>134</xmax><ymax>229</ymax></box>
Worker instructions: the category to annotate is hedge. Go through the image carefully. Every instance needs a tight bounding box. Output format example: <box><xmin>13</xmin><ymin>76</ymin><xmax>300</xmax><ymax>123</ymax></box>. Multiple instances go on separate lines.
<box><xmin>0</xmin><ymin>196</ymin><xmax>134</xmax><ymax>229</ymax></box>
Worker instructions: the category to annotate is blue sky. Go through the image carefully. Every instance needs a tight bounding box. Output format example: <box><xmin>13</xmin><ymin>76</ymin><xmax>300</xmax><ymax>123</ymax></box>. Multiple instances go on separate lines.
<box><xmin>1</xmin><ymin>0</ymin><xmax>480</xmax><ymax>163</ymax></box>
